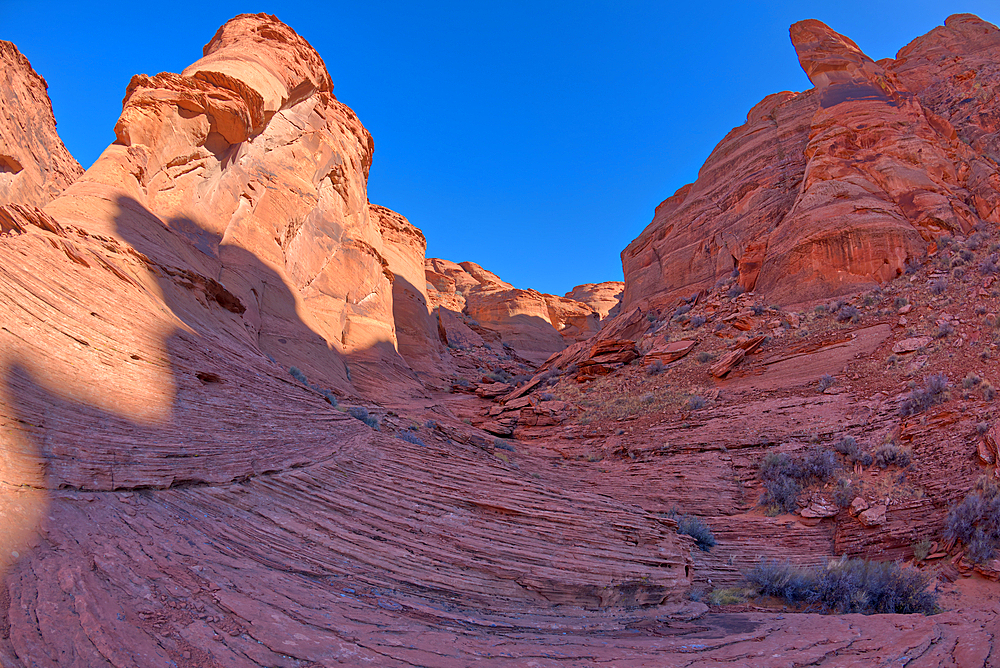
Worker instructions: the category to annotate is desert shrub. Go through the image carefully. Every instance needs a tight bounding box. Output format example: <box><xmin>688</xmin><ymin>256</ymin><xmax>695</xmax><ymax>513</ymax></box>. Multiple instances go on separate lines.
<box><xmin>493</xmin><ymin>438</ymin><xmax>516</xmax><ymax>452</ymax></box>
<box><xmin>967</xmin><ymin>233</ymin><xmax>986</xmax><ymax>251</ymax></box>
<box><xmin>981</xmin><ymin>255</ymin><xmax>999</xmax><ymax>275</ymax></box>
<box><xmin>696</xmin><ymin>351</ymin><xmax>714</xmax><ymax>363</ymax></box>
<box><xmin>646</xmin><ymin>359</ymin><xmax>665</xmax><ymax>376</ymax></box>
<box><xmin>538</xmin><ymin>392</ymin><xmax>555</xmax><ymax>401</ymax></box>
<box><xmin>511</xmin><ymin>373</ymin><xmax>532</xmax><ymax>385</ymax></box>
<box><xmin>983</xmin><ymin>382</ymin><xmax>997</xmax><ymax>401</ymax></box>
<box><xmin>289</xmin><ymin>366</ymin><xmax>308</xmax><ymax>384</ymax></box>
<box><xmin>894</xmin><ymin>297</ymin><xmax>909</xmax><ymax>309</ymax></box>
<box><xmin>832</xmin><ymin>436</ymin><xmax>872</xmax><ymax>466</ymax></box>
<box><xmin>963</xmin><ymin>373</ymin><xmax>982</xmax><ymax>389</ymax></box>
<box><xmin>347</xmin><ymin>406</ymin><xmax>380</xmax><ymax>430</ymax></box>
<box><xmin>931</xmin><ymin>279</ymin><xmax>947</xmax><ymax>295</ymax></box>
<box><xmin>743</xmin><ymin>559</ymin><xmax>937</xmax><ymax>615</ymax></box>
<box><xmin>751</xmin><ymin>304</ymin><xmax>766</xmax><ymax>316</ymax></box>
<box><xmin>487</xmin><ymin>369</ymin><xmax>512</xmax><ymax>383</ymax></box>
<box><xmin>900</xmin><ymin>373</ymin><xmax>949</xmax><ymax>416</ymax></box>
<box><xmin>904</xmin><ymin>261</ymin><xmax>919</xmax><ymax>275</ymax></box>
<box><xmin>818</xmin><ymin>374</ymin><xmax>835</xmax><ymax>392</ymax></box>
<box><xmin>672</xmin><ymin>304</ymin><xmax>692</xmax><ymax>320</ymax></box>
<box><xmin>424</xmin><ymin>420</ymin><xmax>438</xmax><ymax>430</ymax></box>
<box><xmin>398</xmin><ymin>432</ymin><xmax>427</xmax><ymax>447</ymax></box>
<box><xmin>960</xmin><ymin>248</ymin><xmax>975</xmax><ymax>262</ymax></box>
<box><xmin>690</xmin><ymin>315</ymin><xmax>707</xmax><ymax>328</ymax></box>
<box><xmin>758</xmin><ymin>449</ymin><xmax>839</xmax><ymax>512</ymax></box>
<box><xmin>912</xmin><ymin>539</ymin><xmax>932</xmax><ymax>562</ymax></box>
<box><xmin>836</xmin><ymin>305</ymin><xmax>859</xmax><ymax>323</ymax></box>
<box><xmin>707</xmin><ymin>588</ymin><xmax>747</xmax><ymax>605</ymax></box>
<box><xmin>935</xmin><ymin>322</ymin><xmax>954</xmax><ymax>338</ymax></box>
<box><xmin>455</xmin><ymin>378</ymin><xmax>470</xmax><ymax>388</ymax></box>
<box><xmin>727</xmin><ymin>284</ymin><xmax>745</xmax><ymax>298</ymax></box>
<box><xmin>669</xmin><ymin>511</ymin><xmax>716</xmax><ymax>552</ymax></box>
<box><xmin>953</xmin><ymin>267</ymin><xmax>966</xmax><ymax>280</ymax></box>
<box><xmin>944</xmin><ymin>477</ymin><xmax>1000</xmax><ymax>564</ymax></box>
<box><xmin>319</xmin><ymin>389</ymin><xmax>338</xmax><ymax>407</ymax></box>
<box><xmin>814</xmin><ymin>304</ymin><xmax>828</xmax><ymax>315</ymax></box>
<box><xmin>873</xmin><ymin>442</ymin><xmax>912</xmax><ymax>469</ymax></box>
<box><xmin>686</xmin><ymin>395</ymin><xmax>707</xmax><ymax>410</ymax></box>
<box><xmin>833</xmin><ymin>478</ymin><xmax>855</xmax><ymax>508</ymax></box>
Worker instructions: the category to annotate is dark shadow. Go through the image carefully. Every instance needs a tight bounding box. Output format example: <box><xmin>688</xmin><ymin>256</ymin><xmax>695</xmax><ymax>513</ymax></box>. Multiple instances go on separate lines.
<box><xmin>1</xmin><ymin>194</ymin><xmax>394</xmax><ymax>491</ymax></box>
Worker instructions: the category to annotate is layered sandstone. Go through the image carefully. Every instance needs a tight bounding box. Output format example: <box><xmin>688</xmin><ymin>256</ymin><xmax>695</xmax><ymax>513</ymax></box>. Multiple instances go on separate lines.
<box><xmin>565</xmin><ymin>281</ymin><xmax>624</xmax><ymax>320</ymax></box>
<box><xmin>623</xmin><ymin>15</ymin><xmax>1000</xmax><ymax>307</ymax></box>
<box><xmin>0</xmin><ymin>41</ymin><xmax>83</xmax><ymax>208</ymax></box>
<box><xmin>426</xmin><ymin>258</ymin><xmax>601</xmax><ymax>363</ymax></box>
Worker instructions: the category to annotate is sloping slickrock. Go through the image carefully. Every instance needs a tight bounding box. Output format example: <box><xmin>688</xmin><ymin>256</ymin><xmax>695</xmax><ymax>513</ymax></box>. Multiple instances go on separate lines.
<box><xmin>622</xmin><ymin>15</ymin><xmax>1000</xmax><ymax>308</ymax></box>
<box><xmin>0</xmin><ymin>41</ymin><xmax>83</xmax><ymax>208</ymax></box>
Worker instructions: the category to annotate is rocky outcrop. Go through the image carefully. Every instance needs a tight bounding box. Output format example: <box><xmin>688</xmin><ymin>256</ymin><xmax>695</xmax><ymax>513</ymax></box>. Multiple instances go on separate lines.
<box><xmin>426</xmin><ymin>258</ymin><xmax>602</xmax><ymax>363</ymax></box>
<box><xmin>0</xmin><ymin>41</ymin><xmax>83</xmax><ymax>208</ymax></box>
<box><xmin>372</xmin><ymin>203</ymin><xmax>449</xmax><ymax>379</ymax></box>
<box><xmin>623</xmin><ymin>15</ymin><xmax>1000</xmax><ymax>308</ymax></box>
<box><xmin>565</xmin><ymin>281</ymin><xmax>624</xmax><ymax>320</ymax></box>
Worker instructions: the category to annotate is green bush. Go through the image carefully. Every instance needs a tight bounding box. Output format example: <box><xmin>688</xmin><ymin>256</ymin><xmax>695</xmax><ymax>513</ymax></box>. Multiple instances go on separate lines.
<box><xmin>669</xmin><ymin>512</ymin><xmax>716</xmax><ymax>552</ymax></box>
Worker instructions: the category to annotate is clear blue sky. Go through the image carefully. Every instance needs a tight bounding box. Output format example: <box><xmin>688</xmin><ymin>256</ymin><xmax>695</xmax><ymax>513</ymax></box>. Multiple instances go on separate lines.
<box><xmin>3</xmin><ymin>1</ymin><xmax>998</xmax><ymax>295</ymax></box>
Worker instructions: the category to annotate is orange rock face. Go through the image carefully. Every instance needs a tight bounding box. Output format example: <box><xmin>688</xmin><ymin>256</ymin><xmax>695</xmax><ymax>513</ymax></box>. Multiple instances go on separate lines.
<box><xmin>0</xmin><ymin>41</ymin><xmax>83</xmax><ymax>208</ymax></box>
<box><xmin>565</xmin><ymin>281</ymin><xmax>624</xmax><ymax>320</ymax></box>
<box><xmin>623</xmin><ymin>14</ymin><xmax>1000</xmax><ymax>307</ymax></box>
<box><xmin>426</xmin><ymin>258</ymin><xmax>601</xmax><ymax>363</ymax></box>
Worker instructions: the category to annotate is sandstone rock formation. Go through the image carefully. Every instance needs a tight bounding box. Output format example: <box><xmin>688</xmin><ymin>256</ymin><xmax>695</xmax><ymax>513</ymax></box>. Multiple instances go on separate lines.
<box><xmin>0</xmin><ymin>41</ymin><xmax>82</xmax><ymax>208</ymax></box>
<box><xmin>565</xmin><ymin>281</ymin><xmax>624</xmax><ymax>320</ymax></box>
<box><xmin>623</xmin><ymin>14</ymin><xmax>1000</xmax><ymax>308</ymax></box>
<box><xmin>426</xmin><ymin>258</ymin><xmax>601</xmax><ymax>363</ymax></box>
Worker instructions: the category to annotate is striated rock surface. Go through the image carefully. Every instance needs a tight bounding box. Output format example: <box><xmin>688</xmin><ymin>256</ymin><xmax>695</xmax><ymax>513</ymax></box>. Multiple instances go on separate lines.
<box><xmin>426</xmin><ymin>258</ymin><xmax>601</xmax><ymax>363</ymax></box>
<box><xmin>623</xmin><ymin>14</ymin><xmax>1000</xmax><ymax>308</ymax></box>
<box><xmin>0</xmin><ymin>41</ymin><xmax>83</xmax><ymax>208</ymax></box>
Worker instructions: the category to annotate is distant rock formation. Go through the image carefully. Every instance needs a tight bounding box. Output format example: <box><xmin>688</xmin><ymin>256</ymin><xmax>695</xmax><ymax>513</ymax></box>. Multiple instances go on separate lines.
<box><xmin>622</xmin><ymin>14</ymin><xmax>1000</xmax><ymax>307</ymax></box>
<box><xmin>0</xmin><ymin>41</ymin><xmax>82</xmax><ymax>208</ymax></box>
<box><xmin>565</xmin><ymin>281</ymin><xmax>624</xmax><ymax>320</ymax></box>
<box><xmin>426</xmin><ymin>258</ymin><xmax>602</xmax><ymax>363</ymax></box>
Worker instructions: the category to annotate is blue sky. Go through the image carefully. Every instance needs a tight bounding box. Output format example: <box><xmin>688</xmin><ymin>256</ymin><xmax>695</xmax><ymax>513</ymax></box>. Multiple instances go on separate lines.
<box><xmin>3</xmin><ymin>1</ymin><xmax>998</xmax><ymax>295</ymax></box>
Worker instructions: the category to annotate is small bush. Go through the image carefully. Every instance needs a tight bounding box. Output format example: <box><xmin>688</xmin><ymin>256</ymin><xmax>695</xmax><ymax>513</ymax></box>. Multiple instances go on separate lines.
<box><xmin>833</xmin><ymin>478</ymin><xmax>855</xmax><ymax>508</ymax></box>
<box><xmin>690</xmin><ymin>315</ymin><xmax>707</xmax><ymax>328</ymax></box>
<box><xmin>398</xmin><ymin>432</ymin><xmax>427</xmax><ymax>447</ymax></box>
<box><xmin>707</xmin><ymin>588</ymin><xmax>747</xmax><ymax>606</ymax></box>
<box><xmin>347</xmin><ymin>406</ymin><xmax>380</xmax><ymax>430</ymax></box>
<box><xmin>873</xmin><ymin>442</ymin><xmax>911</xmax><ymax>469</ymax></box>
<box><xmin>289</xmin><ymin>366</ymin><xmax>308</xmax><ymax>384</ymax></box>
<box><xmin>758</xmin><ymin>448</ymin><xmax>839</xmax><ymax>512</ymax></box>
<box><xmin>912</xmin><ymin>539</ymin><xmax>932</xmax><ymax>562</ymax></box>
<box><xmin>686</xmin><ymin>395</ymin><xmax>707</xmax><ymax>410</ymax></box>
<box><xmin>487</xmin><ymin>369</ymin><xmax>512</xmax><ymax>383</ymax></box>
<box><xmin>743</xmin><ymin>559</ymin><xmax>937</xmax><ymax>615</ymax></box>
<box><xmin>981</xmin><ymin>255</ymin><xmax>999</xmax><ymax>275</ymax></box>
<box><xmin>963</xmin><ymin>373</ymin><xmax>982</xmax><ymax>389</ymax></box>
<box><xmin>983</xmin><ymin>382</ymin><xmax>996</xmax><ymax>401</ymax></box>
<box><xmin>696</xmin><ymin>351</ymin><xmax>714</xmax><ymax>363</ymax></box>
<box><xmin>727</xmin><ymin>284</ymin><xmax>745</xmax><ymax>298</ymax></box>
<box><xmin>646</xmin><ymin>359</ymin><xmax>665</xmax><ymax>376</ymax></box>
<box><xmin>672</xmin><ymin>304</ymin><xmax>692</xmax><ymax>320</ymax></box>
<box><xmin>818</xmin><ymin>374</ymin><xmax>835</xmax><ymax>392</ymax></box>
<box><xmin>319</xmin><ymin>389</ymin><xmax>338</xmax><ymax>407</ymax></box>
<box><xmin>751</xmin><ymin>304</ymin><xmax>766</xmax><ymax>316</ymax></box>
<box><xmin>424</xmin><ymin>420</ymin><xmax>438</xmax><ymax>430</ymax></box>
<box><xmin>671</xmin><ymin>512</ymin><xmax>717</xmax><ymax>552</ymax></box>
<box><xmin>900</xmin><ymin>374</ymin><xmax>949</xmax><ymax>416</ymax></box>
<box><xmin>894</xmin><ymin>297</ymin><xmax>909</xmax><ymax>309</ymax></box>
<box><xmin>935</xmin><ymin>322</ymin><xmax>954</xmax><ymax>338</ymax></box>
<box><xmin>493</xmin><ymin>438</ymin><xmax>516</xmax><ymax>452</ymax></box>
<box><xmin>944</xmin><ymin>477</ymin><xmax>1000</xmax><ymax>564</ymax></box>
<box><xmin>931</xmin><ymin>279</ymin><xmax>947</xmax><ymax>295</ymax></box>
<box><xmin>836</xmin><ymin>306</ymin><xmax>859</xmax><ymax>323</ymax></box>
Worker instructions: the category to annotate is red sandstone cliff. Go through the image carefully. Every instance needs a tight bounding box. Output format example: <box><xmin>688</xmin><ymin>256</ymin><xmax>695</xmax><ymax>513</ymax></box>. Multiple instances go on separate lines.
<box><xmin>0</xmin><ymin>41</ymin><xmax>82</xmax><ymax>209</ymax></box>
<box><xmin>623</xmin><ymin>14</ymin><xmax>1000</xmax><ymax>308</ymax></box>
